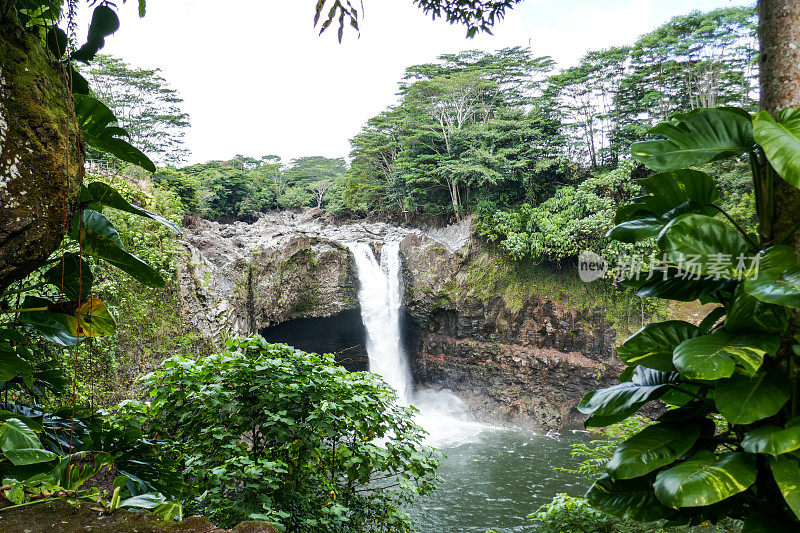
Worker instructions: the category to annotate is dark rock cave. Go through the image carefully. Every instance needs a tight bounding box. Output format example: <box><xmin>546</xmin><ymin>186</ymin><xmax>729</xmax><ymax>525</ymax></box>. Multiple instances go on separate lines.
<box><xmin>260</xmin><ymin>309</ymin><xmax>421</xmax><ymax>374</ymax></box>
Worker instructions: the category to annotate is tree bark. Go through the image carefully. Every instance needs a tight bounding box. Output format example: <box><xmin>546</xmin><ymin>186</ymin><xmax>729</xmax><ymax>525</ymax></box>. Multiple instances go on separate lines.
<box><xmin>759</xmin><ymin>0</ymin><xmax>800</xmax><ymax>353</ymax></box>
<box><xmin>759</xmin><ymin>0</ymin><xmax>800</xmax><ymax>246</ymax></box>
<box><xmin>0</xmin><ymin>26</ymin><xmax>83</xmax><ymax>293</ymax></box>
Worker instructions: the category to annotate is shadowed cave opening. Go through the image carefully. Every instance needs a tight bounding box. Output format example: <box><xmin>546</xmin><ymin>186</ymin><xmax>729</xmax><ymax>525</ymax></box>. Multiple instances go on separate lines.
<box><xmin>260</xmin><ymin>308</ymin><xmax>420</xmax><ymax>374</ymax></box>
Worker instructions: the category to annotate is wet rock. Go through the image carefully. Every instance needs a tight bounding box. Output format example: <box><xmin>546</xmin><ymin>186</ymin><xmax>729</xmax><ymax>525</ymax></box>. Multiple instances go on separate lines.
<box><xmin>178</xmin><ymin>211</ymin><xmax>621</xmax><ymax>431</ymax></box>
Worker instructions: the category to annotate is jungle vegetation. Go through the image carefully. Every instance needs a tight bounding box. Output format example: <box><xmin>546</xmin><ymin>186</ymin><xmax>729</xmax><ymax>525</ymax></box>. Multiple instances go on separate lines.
<box><xmin>2</xmin><ymin>0</ymin><xmax>800</xmax><ymax>532</ymax></box>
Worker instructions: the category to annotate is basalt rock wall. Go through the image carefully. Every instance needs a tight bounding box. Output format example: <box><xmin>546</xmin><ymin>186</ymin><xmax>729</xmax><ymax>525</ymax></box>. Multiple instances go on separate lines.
<box><xmin>178</xmin><ymin>211</ymin><xmax>623</xmax><ymax>430</ymax></box>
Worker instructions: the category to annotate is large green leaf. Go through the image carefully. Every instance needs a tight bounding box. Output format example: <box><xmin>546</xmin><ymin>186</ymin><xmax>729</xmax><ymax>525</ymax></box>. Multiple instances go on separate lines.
<box><xmin>75</xmin><ymin>209</ymin><xmax>124</xmax><ymax>249</ymax></box>
<box><xmin>726</xmin><ymin>283</ymin><xmax>790</xmax><ymax>333</ymax></box>
<box><xmin>673</xmin><ymin>329</ymin><xmax>778</xmax><ymax>380</ymax></box>
<box><xmin>70</xmin><ymin>5</ymin><xmax>119</xmax><ymax>63</ymax></box>
<box><xmin>607</xmin><ymin>216</ymin><xmax>665</xmax><ymax>243</ymax></box>
<box><xmin>77</xmin><ymin>210</ymin><xmax>165</xmax><ymax>287</ymax></box>
<box><xmin>0</xmin><ymin>418</ymin><xmax>42</xmax><ymax>452</ymax></box>
<box><xmin>742</xmin><ymin>419</ymin><xmax>800</xmax><ymax>457</ymax></box>
<box><xmin>654</xmin><ymin>451</ymin><xmax>756</xmax><ymax>508</ymax></box>
<box><xmin>17</xmin><ymin>297</ymin><xmax>80</xmax><ymax>346</ymax></box>
<box><xmin>0</xmin><ymin>349</ymin><xmax>33</xmax><ymax>382</ymax></box>
<box><xmin>3</xmin><ymin>448</ymin><xmax>59</xmax><ymax>466</ymax></box>
<box><xmin>772</xmin><ymin>456</ymin><xmax>800</xmax><ymax>520</ymax></box>
<box><xmin>607</xmin><ymin>422</ymin><xmax>701</xmax><ymax>480</ymax></box>
<box><xmin>48</xmin><ymin>299</ymin><xmax>117</xmax><ymax>338</ymax></box>
<box><xmin>586</xmin><ymin>474</ymin><xmax>673</xmax><ymax>522</ymax></box>
<box><xmin>608</xmin><ymin>170</ymin><xmax>719</xmax><ymax>244</ymax></box>
<box><xmin>622</xmin><ymin>269</ymin><xmax>732</xmax><ymax>303</ymax></box>
<box><xmin>578</xmin><ymin>367</ymin><xmax>676</xmax><ymax>427</ymax></box>
<box><xmin>639</xmin><ymin>170</ymin><xmax>719</xmax><ymax>211</ymax></box>
<box><xmin>753</xmin><ymin>108</ymin><xmax>800</xmax><ymax>190</ymax></box>
<box><xmin>658</xmin><ymin>214</ymin><xmax>752</xmax><ymax>277</ymax></box>
<box><xmin>73</xmin><ymin>95</ymin><xmax>155</xmax><ymax>172</ymax></box>
<box><xmin>631</xmin><ymin>108</ymin><xmax>754</xmax><ymax>171</ymax></box>
<box><xmin>83</xmin><ymin>182</ymin><xmax>181</xmax><ymax>234</ymax></box>
<box><xmin>743</xmin><ymin>246</ymin><xmax>800</xmax><ymax>309</ymax></box>
<box><xmin>43</xmin><ymin>253</ymin><xmax>94</xmax><ymax>300</ymax></box>
<box><xmin>617</xmin><ymin>321</ymin><xmax>699</xmax><ymax>372</ymax></box>
<box><xmin>715</xmin><ymin>369</ymin><xmax>790</xmax><ymax>425</ymax></box>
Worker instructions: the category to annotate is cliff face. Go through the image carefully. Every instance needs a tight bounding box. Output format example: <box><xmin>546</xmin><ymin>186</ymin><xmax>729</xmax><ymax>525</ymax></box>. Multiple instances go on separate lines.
<box><xmin>178</xmin><ymin>211</ymin><xmax>622</xmax><ymax>431</ymax></box>
<box><xmin>399</xmin><ymin>233</ymin><xmax>622</xmax><ymax>430</ymax></box>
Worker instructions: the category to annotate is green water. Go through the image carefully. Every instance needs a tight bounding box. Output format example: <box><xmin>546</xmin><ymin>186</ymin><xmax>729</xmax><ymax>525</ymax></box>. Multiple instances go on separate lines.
<box><xmin>410</xmin><ymin>425</ymin><xmax>589</xmax><ymax>533</ymax></box>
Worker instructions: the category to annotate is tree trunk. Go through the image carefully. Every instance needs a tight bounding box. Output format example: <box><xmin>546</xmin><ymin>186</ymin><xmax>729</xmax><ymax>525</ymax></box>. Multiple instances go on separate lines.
<box><xmin>759</xmin><ymin>0</ymin><xmax>800</xmax><ymax>352</ymax></box>
<box><xmin>0</xmin><ymin>26</ymin><xmax>83</xmax><ymax>293</ymax></box>
<box><xmin>760</xmin><ymin>1</ymin><xmax>800</xmax><ymax>246</ymax></box>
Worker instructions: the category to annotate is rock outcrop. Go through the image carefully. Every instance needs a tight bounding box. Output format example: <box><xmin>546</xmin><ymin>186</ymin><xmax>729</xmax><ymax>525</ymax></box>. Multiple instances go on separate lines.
<box><xmin>178</xmin><ymin>211</ymin><xmax>623</xmax><ymax>430</ymax></box>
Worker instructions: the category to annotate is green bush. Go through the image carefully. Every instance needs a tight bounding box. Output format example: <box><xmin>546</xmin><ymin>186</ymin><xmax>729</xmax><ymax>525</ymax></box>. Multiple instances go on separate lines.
<box><xmin>476</xmin><ymin>164</ymin><xmax>651</xmax><ymax>263</ymax></box>
<box><xmin>142</xmin><ymin>336</ymin><xmax>441</xmax><ymax>531</ymax></box>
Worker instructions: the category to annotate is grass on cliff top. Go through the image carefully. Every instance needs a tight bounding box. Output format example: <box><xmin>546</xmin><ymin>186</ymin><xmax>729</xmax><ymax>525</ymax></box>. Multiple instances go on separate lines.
<box><xmin>451</xmin><ymin>251</ymin><xmax>668</xmax><ymax>338</ymax></box>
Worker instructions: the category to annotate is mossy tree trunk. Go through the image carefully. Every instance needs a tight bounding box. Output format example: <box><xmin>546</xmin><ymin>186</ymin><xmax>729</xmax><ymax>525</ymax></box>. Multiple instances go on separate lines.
<box><xmin>0</xmin><ymin>24</ymin><xmax>83</xmax><ymax>293</ymax></box>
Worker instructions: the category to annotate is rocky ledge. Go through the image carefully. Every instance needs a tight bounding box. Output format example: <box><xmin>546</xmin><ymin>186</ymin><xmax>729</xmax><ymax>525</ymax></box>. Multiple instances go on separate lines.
<box><xmin>178</xmin><ymin>210</ymin><xmax>622</xmax><ymax>431</ymax></box>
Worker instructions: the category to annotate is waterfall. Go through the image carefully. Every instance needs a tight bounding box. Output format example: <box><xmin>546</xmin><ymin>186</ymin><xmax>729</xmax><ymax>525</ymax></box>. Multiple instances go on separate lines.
<box><xmin>347</xmin><ymin>241</ymin><xmax>411</xmax><ymax>403</ymax></box>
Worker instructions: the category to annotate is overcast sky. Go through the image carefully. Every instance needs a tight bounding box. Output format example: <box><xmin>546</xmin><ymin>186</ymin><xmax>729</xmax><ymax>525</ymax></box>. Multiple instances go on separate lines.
<box><xmin>81</xmin><ymin>0</ymin><xmax>747</xmax><ymax>164</ymax></box>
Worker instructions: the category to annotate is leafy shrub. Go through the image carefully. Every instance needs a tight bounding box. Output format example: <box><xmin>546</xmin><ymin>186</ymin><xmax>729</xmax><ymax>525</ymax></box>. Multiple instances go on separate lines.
<box><xmin>476</xmin><ymin>164</ymin><xmax>651</xmax><ymax>263</ymax></box>
<box><xmin>142</xmin><ymin>336</ymin><xmax>441</xmax><ymax>531</ymax></box>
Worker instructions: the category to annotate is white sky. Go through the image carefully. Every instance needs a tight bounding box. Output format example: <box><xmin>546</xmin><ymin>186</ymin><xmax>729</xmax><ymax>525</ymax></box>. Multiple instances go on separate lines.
<box><xmin>79</xmin><ymin>0</ymin><xmax>747</xmax><ymax>164</ymax></box>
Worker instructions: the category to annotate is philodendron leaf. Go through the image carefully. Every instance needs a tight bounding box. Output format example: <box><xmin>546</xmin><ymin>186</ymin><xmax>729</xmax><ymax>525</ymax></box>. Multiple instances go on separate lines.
<box><xmin>673</xmin><ymin>329</ymin><xmax>778</xmax><ymax>380</ymax></box>
<box><xmin>631</xmin><ymin>107</ymin><xmax>754</xmax><ymax>171</ymax></box>
<box><xmin>73</xmin><ymin>94</ymin><xmax>155</xmax><ymax>172</ymax></box>
<box><xmin>654</xmin><ymin>451</ymin><xmax>757</xmax><ymax>508</ymax></box>
<box><xmin>17</xmin><ymin>297</ymin><xmax>80</xmax><ymax>346</ymax></box>
<box><xmin>586</xmin><ymin>474</ymin><xmax>673</xmax><ymax>522</ymax></box>
<box><xmin>43</xmin><ymin>253</ymin><xmax>94</xmax><ymax>300</ymax></box>
<box><xmin>78</xmin><ymin>210</ymin><xmax>165</xmax><ymax>287</ymax></box>
<box><xmin>771</xmin><ymin>455</ymin><xmax>800</xmax><ymax>520</ymax></box>
<box><xmin>726</xmin><ymin>283</ymin><xmax>790</xmax><ymax>333</ymax></box>
<box><xmin>607</xmin><ymin>422</ymin><xmax>701</xmax><ymax>480</ymax></box>
<box><xmin>617</xmin><ymin>321</ymin><xmax>699</xmax><ymax>372</ymax></box>
<box><xmin>3</xmin><ymin>448</ymin><xmax>59</xmax><ymax>466</ymax></box>
<box><xmin>0</xmin><ymin>418</ymin><xmax>42</xmax><ymax>452</ymax></box>
<box><xmin>742</xmin><ymin>419</ymin><xmax>800</xmax><ymax>457</ymax></box>
<box><xmin>622</xmin><ymin>268</ymin><xmax>732</xmax><ymax>303</ymax></box>
<box><xmin>753</xmin><ymin>108</ymin><xmax>800</xmax><ymax>190</ymax></box>
<box><xmin>639</xmin><ymin>170</ymin><xmax>719</xmax><ymax>212</ymax></box>
<box><xmin>0</xmin><ymin>349</ymin><xmax>33</xmax><ymax>382</ymax></box>
<box><xmin>83</xmin><ymin>182</ymin><xmax>181</xmax><ymax>234</ymax></box>
<box><xmin>608</xmin><ymin>170</ymin><xmax>720</xmax><ymax>244</ymax></box>
<box><xmin>658</xmin><ymin>214</ymin><xmax>751</xmax><ymax>277</ymax></box>
<box><xmin>607</xmin><ymin>217</ymin><xmax>665</xmax><ymax>243</ymax></box>
<box><xmin>744</xmin><ymin>246</ymin><xmax>800</xmax><ymax>309</ymax></box>
<box><xmin>48</xmin><ymin>299</ymin><xmax>117</xmax><ymax>338</ymax></box>
<box><xmin>578</xmin><ymin>367</ymin><xmax>676</xmax><ymax>427</ymax></box>
<box><xmin>715</xmin><ymin>369</ymin><xmax>790</xmax><ymax>425</ymax></box>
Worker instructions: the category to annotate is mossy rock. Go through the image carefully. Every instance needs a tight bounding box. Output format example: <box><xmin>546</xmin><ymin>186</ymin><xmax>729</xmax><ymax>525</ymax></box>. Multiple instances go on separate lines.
<box><xmin>0</xmin><ymin>26</ymin><xmax>83</xmax><ymax>292</ymax></box>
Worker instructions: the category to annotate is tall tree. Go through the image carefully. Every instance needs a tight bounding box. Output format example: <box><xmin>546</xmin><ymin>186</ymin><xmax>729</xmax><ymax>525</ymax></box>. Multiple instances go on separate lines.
<box><xmin>85</xmin><ymin>55</ymin><xmax>191</xmax><ymax>165</ymax></box>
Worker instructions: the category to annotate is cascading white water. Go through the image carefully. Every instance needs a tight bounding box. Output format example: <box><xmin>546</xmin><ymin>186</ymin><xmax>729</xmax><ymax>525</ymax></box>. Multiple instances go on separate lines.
<box><xmin>347</xmin><ymin>241</ymin><xmax>411</xmax><ymax>403</ymax></box>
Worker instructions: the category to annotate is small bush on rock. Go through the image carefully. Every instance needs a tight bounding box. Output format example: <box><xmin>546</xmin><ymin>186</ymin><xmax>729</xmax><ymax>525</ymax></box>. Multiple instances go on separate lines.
<box><xmin>142</xmin><ymin>336</ymin><xmax>440</xmax><ymax>532</ymax></box>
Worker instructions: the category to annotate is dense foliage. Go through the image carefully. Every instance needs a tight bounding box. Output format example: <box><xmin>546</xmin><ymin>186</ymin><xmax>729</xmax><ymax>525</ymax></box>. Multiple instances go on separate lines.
<box><xmin>84</xmin><ymin>55</ymin><xmax>191</xmax><ymax>166</ymax></box>
<box><xmin>155</xmin><ymin>155</ymin><xmax>347</xmax><ymax>220</ymax></box>
<box><xmin>151</xmin><ymin>6</ymin><xmax>758</xmax><ymax>269</ymax></box>
<box><xmin>141</xmin><ymin>337</ymin><xmax>441</xmax><ymax>531</ymax></box>
<box><xmin>576</xmin><ymin>107</ymin><xmax>800</xmax><ymax>529</ymax></box>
